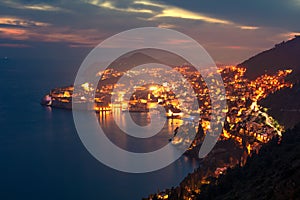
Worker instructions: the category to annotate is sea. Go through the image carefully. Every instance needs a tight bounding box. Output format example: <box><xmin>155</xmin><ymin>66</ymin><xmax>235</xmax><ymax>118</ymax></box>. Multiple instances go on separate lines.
<box><xmin>0</xmin><ymin>57</ymin><xmax>198</xmax><ymax>200</ymax></box>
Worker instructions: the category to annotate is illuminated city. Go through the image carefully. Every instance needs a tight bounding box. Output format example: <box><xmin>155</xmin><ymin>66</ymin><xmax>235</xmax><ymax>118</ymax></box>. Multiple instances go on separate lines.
<box><xmin>41</xmin><ymin>65</ymin><xmax>293</xmax><ymax>199</ymax></box>
<box><xmin>1</xmin><ymin>0</ymin><xmax>300</xmax><ymax>199</ymax></box>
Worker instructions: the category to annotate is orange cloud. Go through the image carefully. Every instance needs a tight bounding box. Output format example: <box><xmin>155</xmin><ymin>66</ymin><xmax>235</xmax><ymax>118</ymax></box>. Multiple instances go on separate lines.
<box><xmin>162</xmin><ymin>38</ymin><xmax>193</xmax><ymax>45</ymax></box>
<box><xmin>281</xmin><ymin>32</ymin><xmax>300</xmax><ymax>40</ymax></box>
<box><xmin>0</xmin><ymin>17</ymin><xmax>49</xmax><ymax>27</ymax></box>
<box><xmin>157</xmin><ymin>23</ymin><xmax>177</xmax><ymax>29</ymax></box>
<box><xmin>0</xmin><ymin>27</ymin><xmax>27</xmax><ymax>40</ymax></box>
<box><xmin>0</xmin><ymin>24</ymin><xmax>103</xmax><ymax>47</ymax></box>
<box><xmin>221</xmin><ymin>45</ymin><xmax>250</xmax><ymax>50</ymax></box>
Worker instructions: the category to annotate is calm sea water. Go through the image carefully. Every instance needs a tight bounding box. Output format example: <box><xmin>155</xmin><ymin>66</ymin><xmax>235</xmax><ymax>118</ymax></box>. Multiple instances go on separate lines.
<box><xmin>0</xmin><ymin>58</ymin><xmax>198</xmax><ymax>200</ymax></box>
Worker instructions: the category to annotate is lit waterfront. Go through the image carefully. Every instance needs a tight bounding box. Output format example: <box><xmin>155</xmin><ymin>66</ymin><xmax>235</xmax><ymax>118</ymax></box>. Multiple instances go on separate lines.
<box><xmin>42</xmin><ymin>65</ymin><xmax>293</xmax><ymax>150</ymax></box>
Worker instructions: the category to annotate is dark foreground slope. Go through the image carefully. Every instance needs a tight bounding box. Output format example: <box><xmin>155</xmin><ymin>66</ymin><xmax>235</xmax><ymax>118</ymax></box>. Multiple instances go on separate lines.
<box><xmin>197</xmin><ymin>124</ymin><xmax>300</xmax><ymax>200</ymax></box>
<box><xmin>259</xmin><ymin>83</ymin><xmax>300</xmax><ymax>128</ymax></box>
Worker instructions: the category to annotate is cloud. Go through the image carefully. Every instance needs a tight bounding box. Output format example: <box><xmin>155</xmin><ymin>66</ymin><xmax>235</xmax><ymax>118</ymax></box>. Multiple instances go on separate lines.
<box><xmin>0</xmin><ymin>17</ymin><xmax>49</xmax><ymax>27</ymax></box>
<box><xmin>0</xmin><ymin>43</ymin><xmax>30</xmax><ymax>48</ymax></box>
<box><xmin>238</xmin><ymin>26</ymin><xmax>260</xmax><ymax>30</ymax></box>
<box><xmin>134</xmin><ymin>0</ymin><xmax>265</xmax><ymax>29</ymax></box>
<box><xmin>85</xmin><ymin>0</ymin><xmax>232</xmax><ymax>25</ymax></box>
<box><xmin>22</xmin><ymin>4</ymin><xmax>63</xmax><ymax>11</ymax></box>
<box><xmin>85</xmin><ymin>0</ymin><xmax>153</xmax><ymax>13</ymax></box>
<box><xmin>157</xmin><ymin>23</ymin><xmax>177</xmax><ymax>29</ymax></box>
<box><xmin>133</xmin><ymin>0</ymin><xmax>166</xmax><ymax>8</ymax></box>
<box><xmin>30</xmin><ymin>28</ymin><xmax>102</xmax><ymax>45</ymax></box>
<box><xmin>280</xmin><ymin>31</ymin><xmax>300</xmax><ymax>40</ymax></box>
<box><xmin>0</xmin><ymin>0</ymin><xmax>298</xmax><ymax>64</ymax></box>
<box><xmin>2</xmin><ymin>0</ymin><xmax>64</xmax><ymax>12</ymax></box>
<box><xmin>135</xmin><ymin>1</ymin><xmax>263</xmax><ymax>30</ymax></box>
<box><xmin>161</xmin><ymin>38</ymin><xmax>194</xmax><ymax>45</ymax></box>
<box><xmin>0</xmin><ymin>17</ymin><xmax>51</xmax><ymax>40</ymax></box>
<box><xmin>152</xmin><ymin>7</ymin><xmax>232</xmax><ymax>25</ymax></box>
<box><xmin>0</xmin><ymin>27</ymin><xmax>27</xmax><ymax>40</ymax></box>
<box><xmin>157</xmin><ymin>0</ymin><xmax>300</xmax><ymax>32</ymax></box>
<box><xmin>0</xmin><ymin>24</ymin><xmax>104</xmax><ymax>47</ymax></box>
<box><xmin>220</xmin><ymin>45</ymin><xmax>251</xmax><ymax>50</ymax></box>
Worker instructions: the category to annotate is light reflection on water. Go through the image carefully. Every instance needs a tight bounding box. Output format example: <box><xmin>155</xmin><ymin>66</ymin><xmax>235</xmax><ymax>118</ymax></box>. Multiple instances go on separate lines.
<box><xmin>0</xmin><ymin>59</ymin><xmax>199</xmax><ymax>200</ymax></box>
<box><xmin>98</xmin><ymin>108</ymin><xmax>184</xmax><ymax>153</ymax></box>
<box><xmin>0</xmin><ymin>106</ymin><xmax>199</xmax><ymax>200</ymax></box>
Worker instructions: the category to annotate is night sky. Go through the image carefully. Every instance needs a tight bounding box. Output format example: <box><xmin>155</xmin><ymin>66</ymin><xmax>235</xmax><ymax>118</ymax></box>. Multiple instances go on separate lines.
<box><xmin>0</xmin><ymin>0</ymin><xmax>299</xmax><ymax>64</ymax></box>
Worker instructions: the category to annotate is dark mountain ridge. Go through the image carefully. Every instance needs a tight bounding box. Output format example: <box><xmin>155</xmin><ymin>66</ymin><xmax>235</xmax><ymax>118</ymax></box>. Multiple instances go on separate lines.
<box><xmin>238</xmin><ymin>35</ymin><xmax>300</xmax><ymax>81</ymax></box>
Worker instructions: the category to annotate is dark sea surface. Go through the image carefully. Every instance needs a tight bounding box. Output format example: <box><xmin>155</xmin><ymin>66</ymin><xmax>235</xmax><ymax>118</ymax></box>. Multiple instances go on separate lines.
<box><xmin>0</xmin><ymin>58</ymin><xmax>198</xmax><ymax>200</ymax></box>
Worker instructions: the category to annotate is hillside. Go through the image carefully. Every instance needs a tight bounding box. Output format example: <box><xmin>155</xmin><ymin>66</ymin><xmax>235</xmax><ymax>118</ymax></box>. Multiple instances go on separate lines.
<box><xmin>238</xmin><ymin>36</ymin><xmax>300</xmax><ymax>128</ymax></box>
<box><xmin>238</xmin><ymin>35</ymin><xmax>300</xmax><ymax>81</ymax></box>
<box><xmin>107</xmin><ymin>49</ymin><xmax>188</xmax><ymax>72</ymax></box>
<box><xmin>197</xmin><ymin>123</ymin><xmax>300</xmax><ymax>200</ymax></box>
<box><xmin>143</xmin><ymin>37</ymin><xmax>300</xmax><ymax>200</ymax></box>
